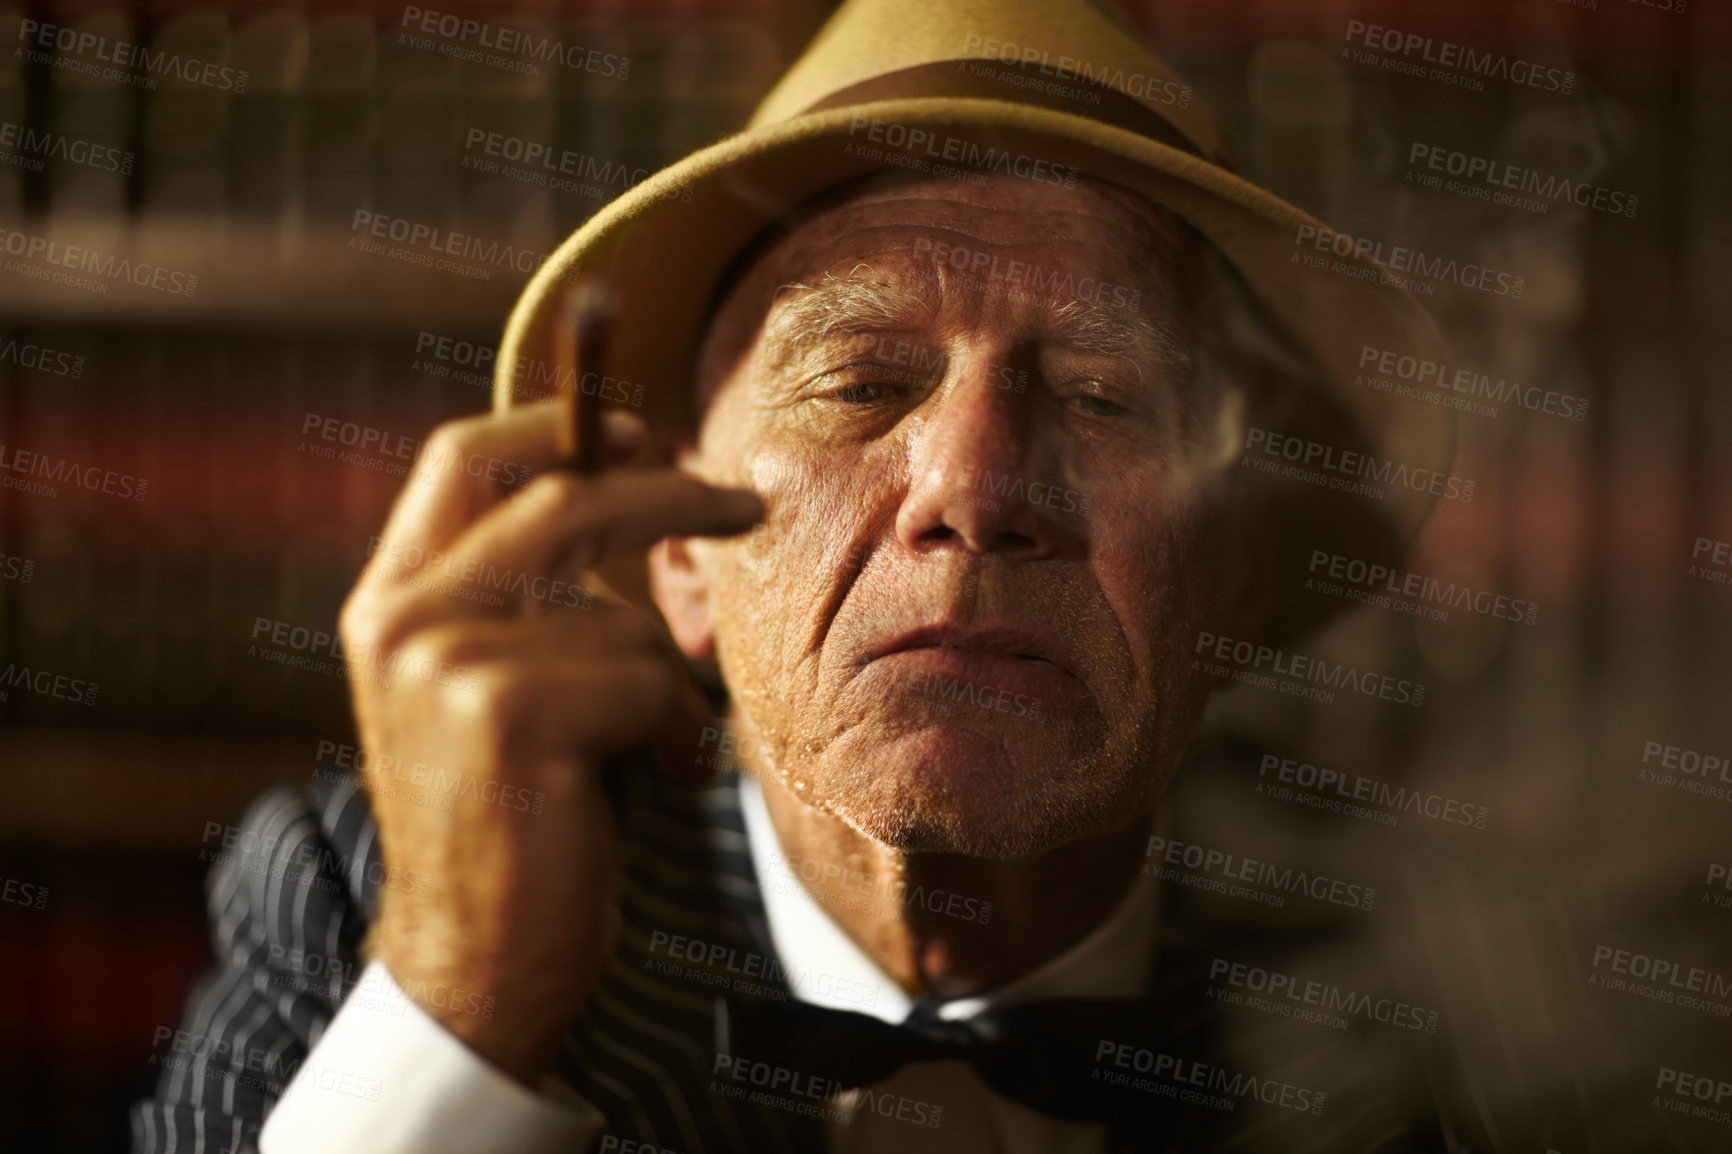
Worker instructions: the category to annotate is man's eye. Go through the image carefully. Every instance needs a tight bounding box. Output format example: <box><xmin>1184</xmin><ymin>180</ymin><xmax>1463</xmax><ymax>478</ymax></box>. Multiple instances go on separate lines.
<box><xmin>1069</xmin><ymin>392</ymin><xmax>1130</xmax><ymax>418</ymax></box>
<box><xmin>831</xmin><ymin>381</ymin><xmax>889</xmax><ymax>404</ymax></box>
<box><xmin>812</xmin><ymin>364</ymin><xmax>918</xmax><ymax>406</ymax></box>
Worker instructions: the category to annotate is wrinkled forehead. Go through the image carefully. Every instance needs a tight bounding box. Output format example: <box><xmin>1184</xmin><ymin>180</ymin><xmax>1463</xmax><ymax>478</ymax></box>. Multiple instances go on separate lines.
<box><xmin>694</xmin><ymin>172</ymin><xmax>1204</xmax><ymax>401</ymax></box>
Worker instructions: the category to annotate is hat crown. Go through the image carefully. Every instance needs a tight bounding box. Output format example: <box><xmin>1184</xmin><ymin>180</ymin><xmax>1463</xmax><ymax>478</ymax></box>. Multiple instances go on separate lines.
<box><xmin>749</xmin><ymin>0</ymin><xmax>1228</xmax><ymax>163</ymax></box>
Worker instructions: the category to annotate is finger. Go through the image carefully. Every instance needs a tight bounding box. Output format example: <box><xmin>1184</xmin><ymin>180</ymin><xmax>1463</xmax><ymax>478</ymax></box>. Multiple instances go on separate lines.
<box><xmin>369</xmin><ymin>401</ymin><xmax>642</xmax><ymax>573</ymax></box>
<box><xmin>353</xmin><ymin>612</ymin><xmax>716</xmax><ymax>787</ymax></box>
<box><xmin>355</xmin><ymin>426</ymin><xmax>650</xmax><ymax>624</ymax></box>
<box><xmin>486</xmin><ymin>606</ymin><xmax>721</xmax><ymax>786</ymax></box>
<box><xmin>384</xmin><ymin>600</ymin><xmax>678</xmax><ymax>668</ymax></box>
<box><xmin>410</xmin><ymin>470</ymin><xmax>761</xmax><ymax>622</ymax></box>
<box><xmin>465</xmin><ymin>613</ymin><xmax>721</xmax><ymax>786</ymax></box>
<box><xmin>357</xmin><ymin>460</ymin><xmax>761</xmax><ymax>640</ymax></box>
<box><xmin>465</xmin><ymin>650</ymin><xmax>712</xmax><ymax>760</ymax></box>
<box><xmin>371</xmin><ymin>403</ymin><xmax>561</xmax><ymax>563</ymax></box>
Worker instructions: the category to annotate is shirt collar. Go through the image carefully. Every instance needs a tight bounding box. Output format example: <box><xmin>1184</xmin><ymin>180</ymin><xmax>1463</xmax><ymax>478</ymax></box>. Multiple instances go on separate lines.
<box><xmin>737</xmin><ymin>772</ymin><xmax>1160</xmax><ymax>1027</ymax></box>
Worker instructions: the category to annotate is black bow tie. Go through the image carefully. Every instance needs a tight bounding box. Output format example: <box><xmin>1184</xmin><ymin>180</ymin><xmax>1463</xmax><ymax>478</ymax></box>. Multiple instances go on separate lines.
<box><xmin>715</xmin><ymin>991</ymin><xmax>1203</xmax><ymax>1129</ymax></box>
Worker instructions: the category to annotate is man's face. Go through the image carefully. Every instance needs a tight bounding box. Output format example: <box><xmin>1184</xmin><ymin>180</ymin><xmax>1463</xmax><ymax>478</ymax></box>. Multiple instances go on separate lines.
<box><xmin>659</xmin><ymin>173</ymin><xmax>1255</xmax><ymax>859</ymax></box>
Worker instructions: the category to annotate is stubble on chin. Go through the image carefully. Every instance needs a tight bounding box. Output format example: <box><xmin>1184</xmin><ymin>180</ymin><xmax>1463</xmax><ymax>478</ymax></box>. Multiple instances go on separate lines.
<box><xmin>757</xmin><ymin>718</ymin><xmax>1162</xmax><ymax>860</ymax></box>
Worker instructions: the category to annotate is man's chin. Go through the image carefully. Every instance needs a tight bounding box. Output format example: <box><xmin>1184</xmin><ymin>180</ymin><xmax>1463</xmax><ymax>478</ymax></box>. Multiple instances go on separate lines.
<box><xmin>806</xmin><ymin>722</ymin><xmax>1120</xmax><ymax>859</ymax></box>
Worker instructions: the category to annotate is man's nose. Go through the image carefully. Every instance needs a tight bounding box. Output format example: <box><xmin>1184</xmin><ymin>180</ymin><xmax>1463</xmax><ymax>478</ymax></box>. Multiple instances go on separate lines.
<box><xmin>894</xmin><ymin>362</ymin><xmax>1071</xmax><ymax>558</ymax></box>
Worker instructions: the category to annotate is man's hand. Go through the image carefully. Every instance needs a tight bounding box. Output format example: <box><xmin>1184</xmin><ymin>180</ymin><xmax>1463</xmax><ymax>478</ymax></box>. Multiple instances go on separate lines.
<box><xmin>336</xmin><ymin>401</ymin><xmax>761</xmax><ymax>1084</ymax></box>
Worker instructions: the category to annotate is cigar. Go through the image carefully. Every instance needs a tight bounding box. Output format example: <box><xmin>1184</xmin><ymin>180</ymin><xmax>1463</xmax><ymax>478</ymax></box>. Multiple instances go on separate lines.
<box><xmin>555</xmin><ymin>280</ymin><xmax>620</xmax><ymax>474</ymax></box>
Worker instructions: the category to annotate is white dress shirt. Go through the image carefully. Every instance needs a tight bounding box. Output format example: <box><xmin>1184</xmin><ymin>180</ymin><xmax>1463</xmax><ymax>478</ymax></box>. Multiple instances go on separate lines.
<box><xmin>261</xmin><ymin>778</ymin><xmax>1160</xmax><ymax>1154</ymax></box>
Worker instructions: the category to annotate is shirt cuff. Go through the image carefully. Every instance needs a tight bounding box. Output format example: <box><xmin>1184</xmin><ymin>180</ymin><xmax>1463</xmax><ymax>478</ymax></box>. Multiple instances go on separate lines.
<box><xmin>260</xmin><ymin>959</ymin><xmax>606</xmax><ymax>1154</ymax></box>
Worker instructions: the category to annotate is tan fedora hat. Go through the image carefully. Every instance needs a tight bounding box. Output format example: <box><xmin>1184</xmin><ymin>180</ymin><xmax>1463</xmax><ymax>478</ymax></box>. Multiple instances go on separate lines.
<box><xmin>491</xmin><ymin>0</ymin><xmax>1453</xmax><ymax>644</ymax></box>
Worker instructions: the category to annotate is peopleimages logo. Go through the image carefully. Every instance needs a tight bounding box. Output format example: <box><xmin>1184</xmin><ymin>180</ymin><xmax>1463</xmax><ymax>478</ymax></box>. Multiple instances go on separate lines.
<box><xmin>0</xmin><ymin>337</ymin><xmax>85</xmax><ymax>380</ymax></box>
<box><xmin>765</xmin><ymin>845</ymin><xmax>995</xmax><ymax>926</ymax></box>
<box><xmin>1653</xmin><ymin>1067</ymin><xmax>1732</xmax><ymax>1129</ymax></box>
<box><xmin>1638</xmin><ymin>739</ymin><xmax>1732</xmax><ymax>804</ymax></box>
<box><xmin>248</xmin><ymin>614</ymin><xmax>484</xmax><ymax>694</ymax></box>
<box><xmin>1145</xmin><ymin>834</ymin><xmax>1376</xmax><ymax>911</ymax></box>
<box><xmin>365</xmin><ymin>534</ymin><xmax>596</xmax><ymax>613</ymax></box>
<box><xmin>846</xmin><ymin>116</ymin><xmax>1081</xmax><ymax>189</ymax></box>
<box><xmin>348</xmin><ymin>211</ymin><xmax>584</xmax><ymax>285</ymax></box>
<box><xmin>1406</xmin><ymin>142</ymin><xmax>1639</xmax><ymax>219</ymax></box>
<box><xmin>0</xmin><ymin>226</ymin><xmax>199</xmax><ymax>298</ymax></box>
<box><xmin>710</xmin><ymin>1053</ymin><xmax>943</xmax><ymax>1128</ymax></box>
<box><xmin>1256</xmin><ymin>753</ymin><xmax>1491</xmax><ymax>830</ymax></box>
<box><xmin>0</xmin><ymin>662</ymin><xmax>99</xmax><ymax>706</ymax></box>
<box><xmin>397</xmin><ymin>6</ymin><xmax>629</xmax><ymax>79</ymax></box>
<box><xmin>958</xmin><ymin>33</ymin><xmax>1194</xmax><ymax>108</ymax></box>
<box><xmin>1241</xmin><ymin>427</ymin><xmax>1475</xmax><ymax>505</ymax></box>
<box><xmin>647</xmin><ymin>930</ymin><xmax>881</xmax><ymax>1007</ymax></box>
<box><xmin>1207</xmin><ymin>956</ymin><xmax>1441</xmax><ymax>1033</ymax></box>
<box><xmin>912</xmin><ymin>237</ymin><xmax>1142</xmax><ymax>309</ymax></box>
<box><xmin>1689</xmin><ymin>537</ymin><xmax>1731</xmax><ymax>587</ymax></box>
<box><xmin>1094</xmin><ymin>1041</ymin><xmax>1326</xmax><ymax>1115</ymax></box>
<box><xmin>1341</xmin><ymin>20</ymin><xmax>1574</xmax><ymax>95</ymax></box>
<box><xmin>895</xmin><ymin>663</ymin><xmax>1044</xmax><ymax>721</ymax></box>
<box><xmin>0</xmin><ymin>875</ymin><xmax>48</xmax><ymax>910</ymax></box>
<box><xmin>1357</xmin><ymin>344</ymin><xmax>1588</xmax><ymax>423</ymax></box>
<box><xmin>17</xmin><ymin>18</ymin><xmax>249</xmax><ymax>92</ymax></box>
<box><xmin>0</xmin><ymin>444</ymin><xmax>149</xmax><ymax>502</ymax></box>
<box><xmin>199</xmin><ymin>818</ymin><xmax>432</xmax><ymax>898</ymax></box>
<box><xmin>462</xmin><ymin>129</ymin><xmax>691</xmax><ymax>203</ymax></box>
<box><xmin>1292</xmin><ymin>224</ymin><xmax>1525</xmax><ymax>299</ymax></box>
<box><xmin>314</xmin><ymin>739</ymin><xmax>548</xmax><ymax>815</ymax></box>
<box><xmin>946</xmin><ymin>463</ymin><xmax>1089</xmax><ymax>517</ymax></box>
<box><xmin>0</xmin><ymin>121</ymin><xmax>134</xmax><ymax>175</ymax></box>
<box><xmin>1196</xmin><ymin>630</ymin><xmax>1426</xmax><ymax>708</ymax></box>
<box><xmin>1307</xmin><ymin>547</ymin><xmax>1539</xmax><ymax>626</ymax></box>
<box><xmin>298</xmin><ymin>411</ymin><xmax>540</xmax><ymax>490</ymax></box>
<box><xmin>148</xmin><ymin>1028</ymin><xmax>300</xmax><ymax>1091</ymax></box>
<box><xmin>1706</xmin><ymin>864</ymin><xmax>1732</xmax><ymax>912</ymax></box>
<box><xmin>412</xmin><ymin>331</ymin><xmax>644</xmax><ymax>407</ymax></box>
<box><xmin>1590</xmin><ymin>945</ymin><xmax>1732</xmax><ymax>1004</ymax></box>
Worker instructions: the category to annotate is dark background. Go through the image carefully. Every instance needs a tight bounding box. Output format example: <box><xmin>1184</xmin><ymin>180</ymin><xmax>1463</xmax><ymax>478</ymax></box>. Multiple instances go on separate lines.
<box><xmin>1</xmin><ymin>0</ymin><xmax>1728</xmax><ymax>1149</ymax></box>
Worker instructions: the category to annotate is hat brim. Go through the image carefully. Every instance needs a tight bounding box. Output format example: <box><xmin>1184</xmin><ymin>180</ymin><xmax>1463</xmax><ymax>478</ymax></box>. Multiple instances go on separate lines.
<box><xmin>493</xmin><ymin>98</ymin><xmax>1452</xmax><ymax>643</ymax></box>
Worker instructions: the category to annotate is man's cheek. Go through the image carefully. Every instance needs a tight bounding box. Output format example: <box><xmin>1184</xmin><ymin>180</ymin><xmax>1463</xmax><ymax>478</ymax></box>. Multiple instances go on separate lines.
<box><xmin>1118</xmin><ymin>518</ymin><xmax>1220</xmax><ymax>663</ymax></box>
<box><xmin>712</xmin><ymin>463</ymin><xmax>873</xmax><ymax>677</ymax></box>
<box><xmin>708</xmin><ymin>528</ymin><xmax>812</xmax><ymax>695</ymax></box>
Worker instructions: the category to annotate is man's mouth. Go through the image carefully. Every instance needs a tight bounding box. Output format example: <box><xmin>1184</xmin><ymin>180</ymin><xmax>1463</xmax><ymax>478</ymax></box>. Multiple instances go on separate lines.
<box><xmin>863</xmin><ymin>624</ymin><xmax>1082</xmax><ymax>699</ymax></box>
<box><xmin>873</xmin><ymin>624</ymin><xmax>1066</xmax><ymax>664</ymax></box>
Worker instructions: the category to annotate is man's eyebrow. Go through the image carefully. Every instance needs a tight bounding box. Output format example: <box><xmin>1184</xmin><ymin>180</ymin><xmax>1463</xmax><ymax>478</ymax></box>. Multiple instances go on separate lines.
<box><xmin>761</xmin><ymin>268</ymin><xmax>938</xmax><ymax>371</ymax></box>
<box><xmin>1047</xmin><ymin>296</ymin><xmax>1190</xmax><ymax>368</ymax></box>
<box><xmin>758</xmin><ymin>266</ymin><xmax>1190</xmax><ymax>372</ymax></box>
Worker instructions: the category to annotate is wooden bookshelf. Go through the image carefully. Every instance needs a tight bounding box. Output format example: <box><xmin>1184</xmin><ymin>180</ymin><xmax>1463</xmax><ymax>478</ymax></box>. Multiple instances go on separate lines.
<box><xmin>0</xmin><ymin>729</ymin><xmax>312</xmax><ymax>850</ymax></box>
<box><xmin>0</xmin><ymin>216</ymin><xmax>524</xmax><ymax>332</ymax></box>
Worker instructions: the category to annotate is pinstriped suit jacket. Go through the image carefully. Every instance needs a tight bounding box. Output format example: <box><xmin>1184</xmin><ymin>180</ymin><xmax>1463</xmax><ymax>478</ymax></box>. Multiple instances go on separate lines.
<box><xmin>131</xmin><ymin>747</ymin><xmax>1465</xmax><ymax>1154</ymax></box>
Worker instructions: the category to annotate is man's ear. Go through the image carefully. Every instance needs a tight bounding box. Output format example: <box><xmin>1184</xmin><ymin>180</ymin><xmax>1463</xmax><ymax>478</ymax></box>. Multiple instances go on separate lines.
<box><xmin>649</xmin><ymin>535</ymin><xmax>715</xmax><ymax>660</ymax></box>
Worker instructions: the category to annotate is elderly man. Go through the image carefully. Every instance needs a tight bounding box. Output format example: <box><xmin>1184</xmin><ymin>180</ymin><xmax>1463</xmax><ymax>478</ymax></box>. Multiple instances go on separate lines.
<box><xmin>134</xmin><ymin>1</ymin><xmax>1451</xmax><ymax>1151</ymax></box>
